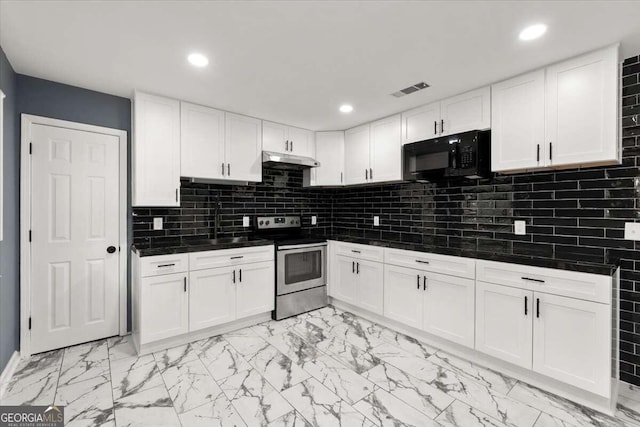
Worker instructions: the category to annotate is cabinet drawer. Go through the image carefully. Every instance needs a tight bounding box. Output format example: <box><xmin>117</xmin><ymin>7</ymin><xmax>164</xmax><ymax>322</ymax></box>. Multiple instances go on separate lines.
<box><xmin>476</xmin><ymin>260</ymin><xmax>611</xmax><ymax>304</ymax></box>
<box><xmin>331</xmin><ymin>241</ymin><xmax>384</xmax><ymax>262</ymax></box>
<box><xmin>189</xmin><ymin>245</ymin><xmax>274</xmax><ymax>271</ymax></box>
<box><xmin>140</xmin><ymin>253</ymin><xmax>189</xmax><ymax>277</ymax></box>
<box><xmin>385</xmin><ymin>248</ymin><xmax>475</xmax><ymax>279</ymax></box>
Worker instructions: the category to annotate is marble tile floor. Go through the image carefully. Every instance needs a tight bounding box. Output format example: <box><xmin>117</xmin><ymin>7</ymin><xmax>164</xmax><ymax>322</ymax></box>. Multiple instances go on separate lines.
<box><xmin>1</xmin><ymin>305</ymin><xmax>640</xmax><ymax>427</ymax></box>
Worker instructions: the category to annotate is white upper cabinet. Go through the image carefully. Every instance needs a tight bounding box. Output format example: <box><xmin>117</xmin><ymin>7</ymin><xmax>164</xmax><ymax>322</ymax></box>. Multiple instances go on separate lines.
<box><xmin>133</xmin><ymin>92</ymin><xmax>181</xmax><ymax>207</ymax></box>
<box><xmin>306</xmin><ymin>131</ymin><xmax>345</xmax><ymax>186</ymax></box>
<box><xmin>180</xmin><ymin>102</ymin><xmax>225</xmax><ymax>180</ymax></box>
<box><xmin>545</xmin><ymin>45</ymin><xmax>619</xmax><ymax>168</ymax></box>
<box><xmin>440</xmin><ymin>86</ymin><xmax>491</xmax><ymax>136</ymax></box>
<box><xmin>401</xmin><ymin>102</ymin><xmax>440</xmax><ymax>144</ymax></box>
<box><xmin>491</xmin><ymin>45</ymin><xmax>619</xmax><ymax>173</ymax></box>
<box><xmin>370</xmin><ymin>114</ymin><xmax>402</xmax><ymax>183</ymax></box>
<box><xmin>224</xmin><ymin>112</ymin><xmax>262</xmax><ymax>182</ymax></box>
<box><xmin>344</xmin><ymin>124</ymin><xmax>371</xmax><ymax>185</ymax></box>
<box><xmin>491</xmin><ymin>69</ymin><xmax>546</xmax><ymax>172</ymax></box>
<box><xmin>262</xmin><ymin>121</ymin><xmax>314</xmax><ymax>157</ymax></box>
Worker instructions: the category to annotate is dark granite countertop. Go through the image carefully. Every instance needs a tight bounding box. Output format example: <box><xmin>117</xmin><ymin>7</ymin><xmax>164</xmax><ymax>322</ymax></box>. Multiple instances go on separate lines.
<box><xmin>132</xmin><ymin>237</ymin><xmax>274</xmax><ymax>257</ymax></box>
<box><xmin>325</xmin><ymin>235</ymin><xmax>620</xmax><ymax>276</ymax></box>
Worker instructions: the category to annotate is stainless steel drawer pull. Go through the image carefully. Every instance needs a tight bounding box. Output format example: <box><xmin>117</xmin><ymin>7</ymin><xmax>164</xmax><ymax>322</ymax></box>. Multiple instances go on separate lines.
<box><xmin>157</xmin><ymin>263</ymin><xmax>175</xmax><ymax>268</ymax></box>
<box><xmin>230</xmin><ymin>256</ymin><xmax>244</xmax><ymax>260</ymax></box>
<box><xmin>415</xmin><ymin>260</ymin><xmax>430</xmax><ymax>264</ymax></box>
<box><xmin>417</xmin><ymin>274</ymin><xmax>420</xmax><ymax>289</ymax></box>
<box><xmin>351</xmin><ymin>250</ymin><xmax>361</xmax><ymax>254</ymax></box>
<box><xmin>522</xmin><ymin>276</ymin><xmax>545</xmax><ymax>283</ymax></box>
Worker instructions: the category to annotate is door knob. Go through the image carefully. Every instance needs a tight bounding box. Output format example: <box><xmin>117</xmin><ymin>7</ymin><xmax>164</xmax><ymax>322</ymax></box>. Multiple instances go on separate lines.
<box><xmin>107</xmin><ymin>246</ymin><xmax>117</xmax><ymax>254</ymax></box>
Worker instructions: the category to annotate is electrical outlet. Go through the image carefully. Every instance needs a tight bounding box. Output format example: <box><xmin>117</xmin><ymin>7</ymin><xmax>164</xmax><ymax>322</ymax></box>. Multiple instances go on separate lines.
<box><xmin>153</xmin><ymin>217</ymin><xmax>163</xmax><ymax>230</ymax></box>
<box><xmin>243</xmin><ymin>216</ymin><xmax>251</xmax><ymax>227</ymax></box>
<box><xmin>311</xmin><ymin>216</ymin><xmax>317</xmax><ymax>225</ymax></box>
<box><xmin>514</xmin><ymin>220</ymin><xmax>526</xmax><ymax>235</ymax></box>
<box><xmin>625</xmin><ymin>222</ymin><xmax>640</xmax><ymax>240</ymax></box>
<box><xmin>374</xmin><ymin>216</ymin><xmax>380</xmax><ymax>226</ymax></box>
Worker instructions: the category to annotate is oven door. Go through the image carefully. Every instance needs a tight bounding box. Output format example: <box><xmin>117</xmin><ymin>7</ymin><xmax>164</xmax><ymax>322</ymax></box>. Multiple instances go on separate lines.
<box><xmin>277</xmin><ymin>243</ymin><xmax>326</xmax><ymax>296</ymax></box>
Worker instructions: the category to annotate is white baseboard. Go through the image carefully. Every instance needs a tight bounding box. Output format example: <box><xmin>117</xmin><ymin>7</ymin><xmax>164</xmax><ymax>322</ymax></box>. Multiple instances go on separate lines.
<box><xmin>0</xmin><ymin>351</ymin><xmax>21</xmax><ymax>400</ymax></box>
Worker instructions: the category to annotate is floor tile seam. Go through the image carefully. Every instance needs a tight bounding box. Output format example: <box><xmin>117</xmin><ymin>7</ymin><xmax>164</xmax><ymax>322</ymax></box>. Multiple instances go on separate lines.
<box><xmin>106</xmin><ymin>349</ymin><xmax>117</xmax><ymax>427</ymax></box>
<box><xmin>151</xmin><ymin>351</ymin><xmax>186</xmax><ymax>427</ymax></box>
<box><xmin>52</xmin><ymin>349</ymin><xmax>66</xmax><ymax>405</ymax></box>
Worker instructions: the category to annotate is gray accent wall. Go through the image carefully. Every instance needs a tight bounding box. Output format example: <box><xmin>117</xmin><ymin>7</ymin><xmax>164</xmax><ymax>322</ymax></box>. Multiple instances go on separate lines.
<box><xmin>0</xmin><ymin>46</ymin><xmax>19</xmax><ymax>372</ymax></box>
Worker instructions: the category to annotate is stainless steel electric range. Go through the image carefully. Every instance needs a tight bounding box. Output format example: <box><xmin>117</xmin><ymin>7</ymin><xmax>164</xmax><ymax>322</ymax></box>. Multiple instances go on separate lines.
<box><xmin>255</xmin><ymin>216</ymin><xmax>327</xmax><ymax>320</ymax></box>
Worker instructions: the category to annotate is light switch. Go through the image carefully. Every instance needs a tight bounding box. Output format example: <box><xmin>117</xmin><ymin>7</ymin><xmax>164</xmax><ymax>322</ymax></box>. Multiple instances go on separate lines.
<box><xmin>153</xmin><ymin>217</ymin><xmax>163</xmax><ymax>230</ymax></box>
<box><xmin>514</xmin><ymin>220</ymin><xmax>526</xmax><ymax>235</ymax></box>
<box><xmin>243</xmin><ymin>216</ymin><xmax>251</xmax><ymax>227</ymax></box>
<box><xmin>625</xmin><ymin>222</ymin><xmax>640</xmax><ymax>240</ymax></box>
<box><xmin>374</xmin><ymin>216</ymin><xmax>380</xmax><ymax>226</ymax></box>
<box><xmin>311</xmin><ymin>216</ymin><xmax>317</xmax><ymax>225</ymax></box>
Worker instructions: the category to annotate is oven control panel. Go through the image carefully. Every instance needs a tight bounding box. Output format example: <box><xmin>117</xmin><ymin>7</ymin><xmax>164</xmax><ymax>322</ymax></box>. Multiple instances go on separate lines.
<box><xmin>256</xmin><ymin>216</ymin><xmax>301</xmax><ymax>229</ymax></box>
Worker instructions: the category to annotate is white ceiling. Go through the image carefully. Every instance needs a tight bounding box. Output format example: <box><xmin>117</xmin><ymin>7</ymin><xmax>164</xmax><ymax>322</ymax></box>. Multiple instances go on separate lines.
<box><xmin>1</xmin><ymin>1</ymin><xmax>640</xmax><ymax>131</ymax></box>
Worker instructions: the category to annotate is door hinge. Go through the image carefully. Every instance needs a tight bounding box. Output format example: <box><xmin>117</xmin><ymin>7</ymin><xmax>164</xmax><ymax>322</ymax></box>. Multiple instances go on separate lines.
<box><xmin>29</xmin><ymin>142</ymin><xmax>33</xmax><ymax>155</ymax></box>
<box><xmin>29</xmin><ymin>230</ymin><xmax>32</xmax><ymax>242</ymax></box>
<box><xmin>28</xmin><ymin>317</ymin><xmax>32</xmax><ymax>330</ymax></box>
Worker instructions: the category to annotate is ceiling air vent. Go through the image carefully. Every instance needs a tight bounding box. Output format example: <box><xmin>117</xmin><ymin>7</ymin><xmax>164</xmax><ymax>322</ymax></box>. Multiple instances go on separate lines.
<box><xmin>391</xmin><ymin>82</ymin><xmax>430</xmax><ymax>98</ymax></box>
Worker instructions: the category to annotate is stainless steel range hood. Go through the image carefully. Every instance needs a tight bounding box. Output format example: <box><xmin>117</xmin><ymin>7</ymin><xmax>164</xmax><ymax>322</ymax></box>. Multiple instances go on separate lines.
<box><xmin>262</xmin><ymin>151</ymin><xmax>320</xmax><ymax>170</ymax></box>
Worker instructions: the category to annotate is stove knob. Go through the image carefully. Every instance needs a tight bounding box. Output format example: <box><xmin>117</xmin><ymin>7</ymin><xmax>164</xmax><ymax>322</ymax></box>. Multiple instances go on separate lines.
<box><xmin>295</xmin><ymin>220</ymin><xmax>300</xmax><ymax>225</ymax></box>
<box><xmin>265</xmin><ymin>220</ymin><xmax>270</xmax><ymax>225</ymax></box>
<box><xmin>259</xmin><ymin>220</ymin><xmax>264</xmax><ymax>226</ymax></box>
<box><xmin>290</xmin><ymin>219</ymin><xmax>294</xmax><ymax>224</ymax></box>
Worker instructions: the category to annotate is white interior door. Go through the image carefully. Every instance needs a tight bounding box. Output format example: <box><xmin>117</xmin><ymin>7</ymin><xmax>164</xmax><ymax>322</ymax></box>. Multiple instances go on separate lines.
<box><xmin>30</xmin><ymin>123</ymin><xmax>120</xmax><ymax>354</ymax></box>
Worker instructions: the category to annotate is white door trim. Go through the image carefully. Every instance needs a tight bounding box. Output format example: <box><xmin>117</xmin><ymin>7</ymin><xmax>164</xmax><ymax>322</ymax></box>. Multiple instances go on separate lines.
<box><xmin>20</xmin><ymin>114</ymin><xmax>128</xmax><ymax>356</ymax></box>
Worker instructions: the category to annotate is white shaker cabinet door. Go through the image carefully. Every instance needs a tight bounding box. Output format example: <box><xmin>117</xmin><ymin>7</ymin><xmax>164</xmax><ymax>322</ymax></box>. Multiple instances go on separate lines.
<box><xmin>235</xmin><ymin>261</ymin><xmax>275</xmax><ymax>319</ymax></box>
<box><xmin>369</xmin><ymin>114</ymin><xmax>402</xmax><ymax>183</ymax></box>
<box><xmin>312</xmin><ymin>131</ymin><xmax>345</xmax><ymax>186</ymax></box>
<box><xmin>475</xmin><ymin>281</ymin><xmax>533</xmax><ymax>369</ymax></box>
<box><xmin>224</xmin><ymin>112</ymin><xmax>263</xmax><ymax>182</ymax></box>
<box><xmin>333</xmin><ymin>256</ymin><xmax>358</xmax><ymax>305</ymax></box>
<box><xmin>422</xmin><ymin>272</ymin><xmax>475</xmax><ymax>347</ymax></box>
<box><xmin>532</xmin><ymin>292</ymin><xmax>610</xmax><ymax>397</ymax></box>
<box><xmin>140</xmin><ymin>272</ymin><xmax>189</xmax><ymax>343</ymax></box>
<box><xmin>355</xmin><ymin>259</ymin><xmax>384</xmax><ymax>315</ymax></box>
<box><xmin>383</xmin><ymin>264</ymin><xmax>423</xmax><ymax>330</ymax></box>
<box><xmin>189</xmin><ymin>267</ymin><xmax>236</xmax><ymax>331</ymax></box>
<box><xmin>545</xmin><ymin>46</ymin><xmax>619</xmax><ymax>168</ymax></box>
<box><xmin>440</xmin><ymin>86</ymin><xmax>491</xmax><ymax>136</ymax></box>
<box><xmin>491</xmin><ymin>69</ymin><xmax>546</xmax><ymax>172</ymax></box>
<box><xmin>401</xmin><ymin>102</ymin><xmax>440</xmax><ymax>144</ymax></box>
<box><xmin>263</xmin><ymin>121</ymin><xmax>288</xmax><ymax>153</ymax></box>
<box><xmin>180</xmin><ymin>102</ymin><xmax>225</xmax><ymax>180</ymax></box>
<box><xmin>344</xmin><ymin>124</ymin><xmax>371</xmax><ymax>185</ymax></box>
<box><xmin>288</xmin><ymin>126</ymin><xmax>314</xmax><ymax>157</ymax></box>
<box><xmin>133</xmin><ymin>92</ymin><xmax>181</xmax><ymax>206</ymax></box>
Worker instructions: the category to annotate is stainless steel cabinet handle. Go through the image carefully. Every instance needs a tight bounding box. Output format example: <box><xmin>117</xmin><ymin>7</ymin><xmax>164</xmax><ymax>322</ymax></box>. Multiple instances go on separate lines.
<box><xmin>341</xmin><ymin>172</ymin><xmax>343</xmax><ymax>183</ymax></box>
<box><xmin>356</xmin><ymin>262</ymin><xmax>360</xmax><ymax>274</ymax></box>
<box><xmin>157</xmin><ymin>263</ymin><xmax>175</xmax><ymax>268</ymax></box>
<box><xmin>434</xmin><ymin>121</ymin><xmax>437</xmax><ymax>135</ymax></box>
<box><xmin>285</xmin><ymin>140</ymin><xmax>289</xmax><ymax>151</ymax></box>
<box><xmin>440</xmin><ymin>119</ymin><xmax>444</xmax><ymax>134</ymax></box>
<box><xmin>417</xmin><ymin>274</ymin><xmax>420</xmax><ymax>289</ymax></box>
<box><xmin>222</xmin><ymin>162</ymin><xmax>225</xmax><ymax>176</ymax></box>
<box><xmin>291</xmin><ymin>140</ymin><xmax>293</xmax><ymax>151</ymax></box>
<box><xmin>524</xmin><ymin>296</ymin><xmax>528</xmax><ymax>316</ymax></box>
<box><xmin>536</xmin><ymin>144</ymin><xmax>540</xmax><ymax>162</ymax></box>
<box><xmin>365</xmin><ymin>169</ymin><xmax>368</xmax><ymax>180</ymax></box>
<box><xmin>228</xmin><ymin>163</ymin><xmax>230</xmax><ymax>176</ymax></box>
<box><xmin>423</xmin><ymin>276</ymin><xmax>426</xmax><ymax>291</ymax></box>
<box><xmin>549</xmin><ymin>142</ymin><xmax>552</xmax><ymax>161</ymax></box>
<box><xmin>352</xmin><ymin>261</ymin><xmax>355</xmax><ymax>273</ymax></box>
<box><xmin>415</xmin><ymin>260</ymin><xmax>429</xmax><ymax>264</ymax></box>
<box><xmin>370</xmin><ymin>168</ymin><xmax>373</xmax><ymax>180</ymax></box>
<box><xmin>183</xmin><ymin>277</ymin><xmax>187</xmax><ymax>292</ymax></box>
<box><xmin>536</xmin><ymin>298</ymin><xmax>540</xmax><ymax>318</ymax></box>
<box><xmin>176</xmin><ymin>188</ymin><xmax>179</xmax><ymax>202</ymax></box>
<box><xmin>521</xmin><ymin>277</ymin><xmax>545</xmax><ymax>283</ymax></box>
<box><xmin>233</xmin><ymin>270</ymin><xmax>236</xmax><ymax>284</ymax></box>
<box><xmin>239</xmin><ymin>269</ymin><xmax>242</xmax><ymax>283</ymax></box>
<box><xmin>351</xmin><ymin>250</ymin><xmax>361</xmax><ymax>254</ymax></box>
<box><xmin>230</xmin><ymin>256</ymin><xmax>244</xmax><ymax>260</ymax></box>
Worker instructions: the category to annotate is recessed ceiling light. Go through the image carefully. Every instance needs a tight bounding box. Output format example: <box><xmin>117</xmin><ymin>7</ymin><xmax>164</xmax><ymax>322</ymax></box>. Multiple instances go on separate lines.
<box><xmin>188</xmin><ymin>53</ymin><xmax>209</xmax><ymax>67</ymax></box>
<box><xmin>519</xmin><ymin>24</ymin><xmax>547</xmax><ymax>41</ymax></box>
<box><xmin>339</xmin><ymin>104</ymin><xmax>353</xmax><ymax>113</ymax></box>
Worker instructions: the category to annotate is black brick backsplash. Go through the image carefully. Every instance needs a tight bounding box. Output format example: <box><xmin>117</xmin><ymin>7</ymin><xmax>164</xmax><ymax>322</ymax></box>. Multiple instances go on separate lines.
<box><xmin>134</xmin><ymin>53</ymin><xmax>640</xmax><ymax>386</ymax></box>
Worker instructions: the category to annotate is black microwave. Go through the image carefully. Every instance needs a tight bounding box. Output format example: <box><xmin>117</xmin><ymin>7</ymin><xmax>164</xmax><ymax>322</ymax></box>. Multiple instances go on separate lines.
<box><xmin>403</xmin><ymin>130</ymin><xmax>491</xmax><ymax>181</ymax></box>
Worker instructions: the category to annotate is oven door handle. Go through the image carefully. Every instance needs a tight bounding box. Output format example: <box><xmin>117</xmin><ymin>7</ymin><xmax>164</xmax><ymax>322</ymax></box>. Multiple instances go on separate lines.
<box><xmin>278</xmin><ymin>242</ymin><xmax>328</xmax><ymax>250</ymax></box>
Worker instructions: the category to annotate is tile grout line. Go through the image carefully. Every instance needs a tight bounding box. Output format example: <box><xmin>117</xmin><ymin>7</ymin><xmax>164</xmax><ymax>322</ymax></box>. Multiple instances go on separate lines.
<box><xmin>152</xmin><ymin>350</ymin><xmax>185</xmax><ymax>427</ymax></box>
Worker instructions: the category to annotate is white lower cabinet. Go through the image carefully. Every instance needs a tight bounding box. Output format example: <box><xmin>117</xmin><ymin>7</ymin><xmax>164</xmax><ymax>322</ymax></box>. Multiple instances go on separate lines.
<box><xmin>532</xmin><ymin>293</ymin><xmax>610</xmax><ymax>396</ymax></box>
<box><xmin>334</xmin><ymin>255</ymin><xmax>383</xmax><ymax>314</ymax></box>
<box><xmin>189</xmin><ymin>266</ymin><xmax>235</xmax><ymax>331</ymax></box>
<box><xmin>383</xmin><ymin>264</ymin><xmax>423</xmax><ymax>329</ymax></box>
<box><xmin>423</xmin><ymin>272</ymin><xmax>475</xmax><ymax>347</ymax></box>
<box><xmin>140</xmin><ymin>272</ymin><xmax>189</xmax><ymax>343</ymax></box>
<box><xmin>134</xmin><ymin>246</ymin><xmax>275</xmax><ymax>352</ymax></box>
<box><xmin>383</xmin><ymin>264</ymin><xmax>474</xmax><ymax>345</ymax></box>
<box><xmin>236</xmin><ymin>261</ymin><xmax>275</xmax><ymax>318</ymax></box>
<box><xmin>475</xmin><ymin>281</ymin><xmax>533</xmax><ymax>369</ymax></box>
